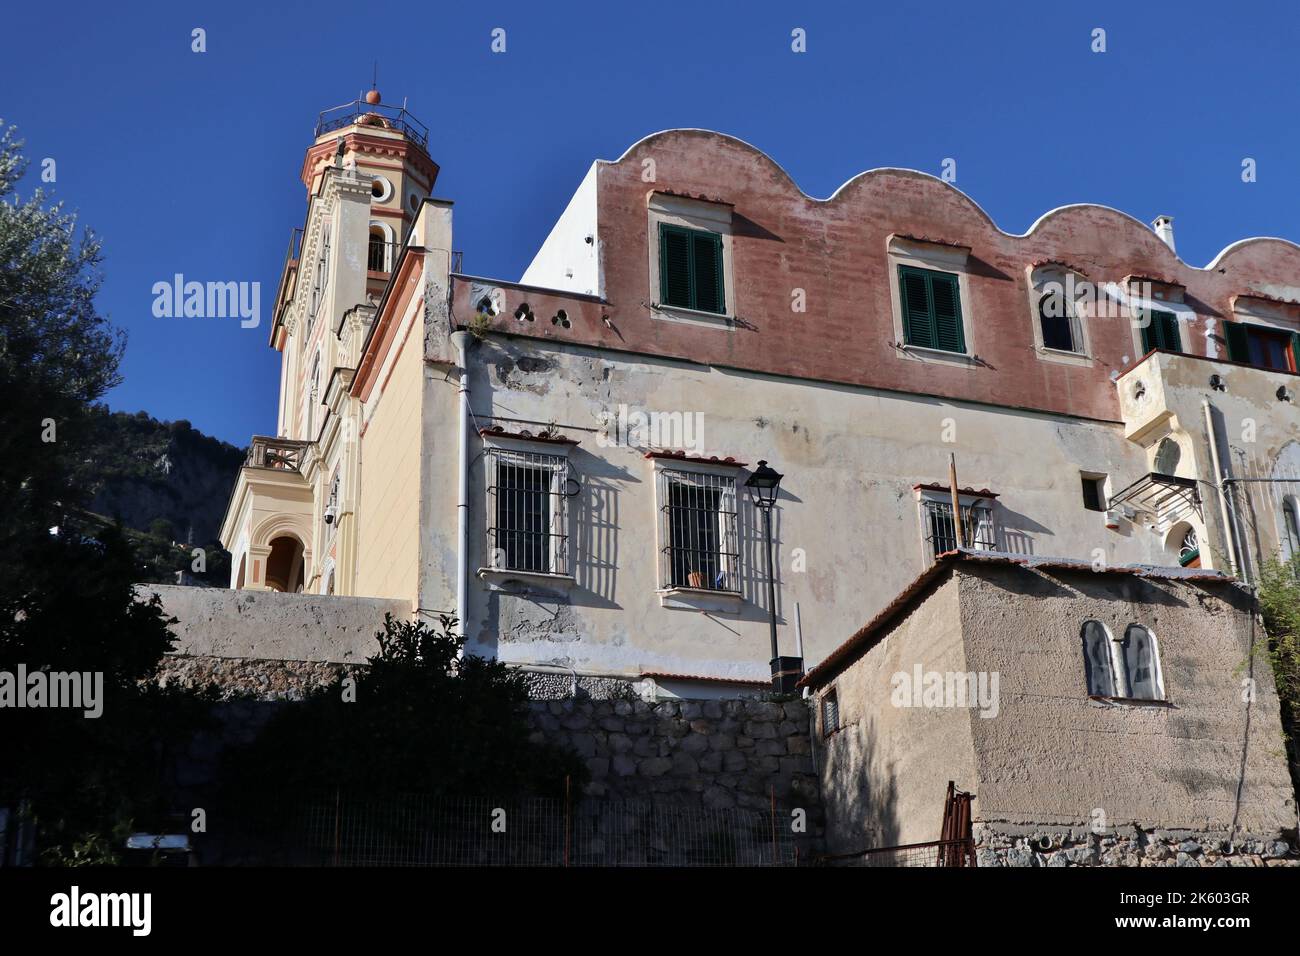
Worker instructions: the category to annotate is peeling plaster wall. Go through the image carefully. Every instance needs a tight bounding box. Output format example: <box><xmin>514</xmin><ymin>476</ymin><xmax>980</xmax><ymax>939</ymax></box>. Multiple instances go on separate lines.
<box><xmin>418</xmin><ymin>334</ymin><xmax>1172</xmax><ymax>682</ymax></box>
<box><xmin>956</xmin><ymin>564</ymin><xmax>1294</xmax><ymax>836</ymax></box>
<box><xmin>1136</xmin><ymin>352</ymin><xmax>1300</xmax><ymax>574</ymax></box>
<box><xmin>814</xmin><ymin>575</ymin><xmax>978</xmax><ymax>853</ymax></box>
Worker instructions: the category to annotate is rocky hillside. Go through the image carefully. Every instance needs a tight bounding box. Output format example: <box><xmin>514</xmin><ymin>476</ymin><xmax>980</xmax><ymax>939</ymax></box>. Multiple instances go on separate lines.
<box><xmin>72</xmin><ymin>406</ymin><xmax>245</xmax><ymax>584</ymax></box>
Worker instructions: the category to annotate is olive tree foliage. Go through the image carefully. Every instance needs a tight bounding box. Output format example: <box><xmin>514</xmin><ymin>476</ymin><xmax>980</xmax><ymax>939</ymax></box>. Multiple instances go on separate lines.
<box><xmin>0</xmin><ymin>122</ymin><xmax>198</xmax><ymax>865</ymax></box>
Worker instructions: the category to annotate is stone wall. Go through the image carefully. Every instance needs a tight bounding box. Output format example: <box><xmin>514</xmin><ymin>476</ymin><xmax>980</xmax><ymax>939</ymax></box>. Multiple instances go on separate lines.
<box><xmin>526</xmin><ymin>695</ymin><xmax>823</xmax><ymax>849</ymax></box>
<box><xmin>157</xmin><ymin>654</ymin><xmax>356</xmax><ymax>701</ymax></box>
<box><xmin>975</xmin><ymin>823</ymin><xmax>1297</xmax><ymax>868</ymax></box>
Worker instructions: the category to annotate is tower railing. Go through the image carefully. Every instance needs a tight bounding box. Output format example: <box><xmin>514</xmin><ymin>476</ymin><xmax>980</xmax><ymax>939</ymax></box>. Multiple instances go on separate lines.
<box><xmin>315</xmin><ymin>99</ymin><xmax>429</xmax><ymax>149</ymax></box>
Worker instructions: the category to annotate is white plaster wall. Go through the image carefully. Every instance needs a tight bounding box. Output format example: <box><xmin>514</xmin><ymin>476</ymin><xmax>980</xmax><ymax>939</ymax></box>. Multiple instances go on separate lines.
<box><xmin>519</xmin><ymin>163</ymin><xmax>601</xmax><ymax>296</ymax></box>
<box><xmin>418</xmin><ymin>334</ymin><xmax>1170</xmax><ymax>681</ymax></box>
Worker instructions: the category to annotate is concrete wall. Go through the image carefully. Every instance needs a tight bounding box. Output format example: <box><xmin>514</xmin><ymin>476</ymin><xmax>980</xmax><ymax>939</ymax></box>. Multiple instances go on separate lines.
<box><xmin>421</xmin><ymin>332</ymin><xmax>1168</xmax><ymax>682</ymax></box>
<box><xmin>815</xmin><ymin>575</ymin><xmax>979</xmax><ymax>852</ymax></box>
<box><xmin>142</xmin><ymin>584</ymin><xmax>408</xmax><ymax>665</ymax></box>
<box><xmin>956</xmin><ymin>564</ymin><xmax>1294</xmax><ymax>836</ymax></box>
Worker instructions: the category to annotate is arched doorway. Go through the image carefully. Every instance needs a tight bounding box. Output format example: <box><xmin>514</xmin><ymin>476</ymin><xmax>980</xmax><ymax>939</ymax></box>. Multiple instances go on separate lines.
<box><xmin>265</xmin><ymin>535</ymin><xmax>306</xmax><ymax>592</ymax></box>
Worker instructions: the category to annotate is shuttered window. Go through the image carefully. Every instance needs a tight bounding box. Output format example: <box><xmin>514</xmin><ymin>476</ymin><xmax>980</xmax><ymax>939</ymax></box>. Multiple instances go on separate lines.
<box><xmin>898</xmin><ymin>265</ymin><xmax>966</xmax><ymax>353</ymax></box>
<box><xmin>1140</xmin><ymin>309</ymin><xmax>1183</xmax><ymax>354</ymax></box>
<box><xmin>1121</xmin><ymin>624</ymin><xmax>1162</xmax><ymax>700</ymax></box>
<box><xmin>1224</xmin><ymin>320</ymin><xmax>1300</xmax><ymax>372</ymax></box>
<box><xmin>1081</xmin><ymin>621</ymin><xmax>1116</xmax><ymax>697</ymax></box>
<box><xmin>658</xmin><ymin>224</ymin><xmax>726</xmax><ymax>314</ymax></box>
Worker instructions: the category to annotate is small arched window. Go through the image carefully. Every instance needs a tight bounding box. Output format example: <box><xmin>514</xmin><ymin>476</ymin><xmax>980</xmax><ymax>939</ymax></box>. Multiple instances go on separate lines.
<box><xmin>367</xmin><ymin>225</ymin><xmax>390</xmax><ymax>273</ymax></box>
<box><xmin>1081</xmin><ymin>620</ymin><xmax>1116</xmax><ymax>696</ymax></box>
<box><xmin>1032</xmin><ymin>267</ymin><xmax>1085</xmax><ymax>355</ymax></box>
<box><xmin>1120</xmin><ymin>624</ymin><xmax>1163</xmax><ymax>700</ymax></box>
<box><xmin>1038</xmin><ymin>285</ymin><xmax>1075</xmax><ymax>352</ymax></box>
<box><xmin>1282</xmin><ymin>496</ymin><xmax>1300</xmax><ymax>559</ymax></box>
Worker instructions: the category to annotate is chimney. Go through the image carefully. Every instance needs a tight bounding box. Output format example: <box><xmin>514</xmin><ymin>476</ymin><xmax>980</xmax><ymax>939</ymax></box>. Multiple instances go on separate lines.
<box><xmin>1152</xmin><ymin>215</ymin><xmax>1176</xmax><ymax>254</ymax></box>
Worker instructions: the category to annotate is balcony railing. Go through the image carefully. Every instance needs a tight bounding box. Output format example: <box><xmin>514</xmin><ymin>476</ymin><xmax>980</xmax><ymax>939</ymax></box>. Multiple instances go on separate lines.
<box><xmin>316</xmin><ymin>99</ymin><xmax>429</xmax><ymax>149</ymax></box>
<box><xmin>246</xmin><ymin>436</ymin><xmax>310</xmax><ymax>474</ymax></box>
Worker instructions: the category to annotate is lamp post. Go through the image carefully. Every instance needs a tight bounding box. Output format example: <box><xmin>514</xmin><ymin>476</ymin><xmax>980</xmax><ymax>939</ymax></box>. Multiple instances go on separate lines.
<box><xmin>745</xmin><ymin>460</ymin><xmax>799</xmax><ymax>692</ymax></box>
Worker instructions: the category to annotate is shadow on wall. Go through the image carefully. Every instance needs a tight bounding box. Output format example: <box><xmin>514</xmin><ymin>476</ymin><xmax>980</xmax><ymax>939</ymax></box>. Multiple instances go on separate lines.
<box><xmin>819</xmin><ymin>715</ymin><xmax>901</xmax><ymax>853</ymax></box>
<box><xmin>571</xmin><ymin>448</ymin><xmax>631</xmax><ymax>608</ymax></box>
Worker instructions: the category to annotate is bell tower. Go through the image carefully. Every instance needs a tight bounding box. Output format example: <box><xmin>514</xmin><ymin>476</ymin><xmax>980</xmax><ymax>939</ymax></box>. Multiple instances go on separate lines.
<box><xmin>300</xmin><ymin>88</ymin><xmax>439</xmax><ymax>298</ymax></box>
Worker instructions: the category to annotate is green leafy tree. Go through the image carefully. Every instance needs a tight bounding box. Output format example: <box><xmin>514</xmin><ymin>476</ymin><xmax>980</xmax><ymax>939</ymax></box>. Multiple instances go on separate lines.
<box><xmin>1256</xmin><ymin>554</ymin><xmax>1300</xmax><ymax>792</ymax></box>
<box><xmin>0</xmin><ymin>121</ymin><xmax>206</xmax><ymax>862</ymax></box>
<box><xmin>224</xmin><ymin>615</ymin><xmax>586</xmax><ymax>811</ymax></box>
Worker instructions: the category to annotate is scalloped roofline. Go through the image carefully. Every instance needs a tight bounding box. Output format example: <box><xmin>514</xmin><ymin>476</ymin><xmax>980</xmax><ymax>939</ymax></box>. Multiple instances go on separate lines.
<box><xmin>604</xmin><ymin>128</ymin><xmax>1300</xmax><ymax>273</ymax></box>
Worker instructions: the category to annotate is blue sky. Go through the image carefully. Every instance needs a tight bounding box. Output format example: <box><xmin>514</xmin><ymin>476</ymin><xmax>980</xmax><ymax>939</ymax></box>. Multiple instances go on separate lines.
<box><xmin>4</xmin><ymin>0</ymin><xmax>1297</xmax><ymax>445</ymax></box>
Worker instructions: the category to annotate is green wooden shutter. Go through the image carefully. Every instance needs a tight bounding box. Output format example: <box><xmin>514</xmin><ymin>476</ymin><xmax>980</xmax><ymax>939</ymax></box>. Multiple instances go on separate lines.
<box><xmin>1291</xmin><ymin>332</ymin><xmax>1300</xmax><ymax>372</ymax></box>
<box><xmin>1143</xmin><ymin>309</ymin><xmax>1181</xmax><ymax>354</ymax></box>
<box><xmin>1224</xmin><ymin>321</ymin><xmax>1250</xmax><ymax>362</ymax></box>
<box><xmin>659</xmin><ymin>225</ymin><xmax>692</xmax><ymax>308</ymax></box>
<box><xmin>899</xmin><ymin>266</ymin><xmax>964</xmax><ymax>353</ymax></box>
<box><xmin>931</xmin><ymin>272</ymin><xmax>966</xmax><ymax>353</ymax></box>
<box><xmin>899</xmin><ymin>267</ymin><xmax>935</xmax><ymax>348</ymax></box>
<box><xmin>1159</xmin><ymin>311</ymin><xmax>1183</xmax><ymax>353</ymax></box>
<box><xmin>692</xmin><ymin>231</ymin><xmax>724</xmax><ymax>313</ymax></box>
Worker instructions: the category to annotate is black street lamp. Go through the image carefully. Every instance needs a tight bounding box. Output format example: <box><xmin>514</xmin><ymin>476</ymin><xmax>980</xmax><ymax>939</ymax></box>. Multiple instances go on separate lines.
<box><xmin>745</xmin><ymin>460</ymin><xmax>800</xmax><ymax>693</ymax></box>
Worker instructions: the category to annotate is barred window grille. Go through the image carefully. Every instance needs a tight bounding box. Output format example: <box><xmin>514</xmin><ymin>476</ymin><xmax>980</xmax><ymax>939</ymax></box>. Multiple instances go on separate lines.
<box><xmin>486</xmin><ymin>448</ymin><xmax>570</xmax><ymax>575</ymax></box>
<box><xmin>657</xmin><ymin>469</ymin><xmax>739</xmax><ymax>592</ymax></box>
<box><xmin>923</xmin><ymin>499</ymin><xmax>996</xmax><ymax>558</ymax></box>
<box><xmin>822</xmin><ymin>690</ymin><xmax>840</xmax><ymax>736</ymax></box>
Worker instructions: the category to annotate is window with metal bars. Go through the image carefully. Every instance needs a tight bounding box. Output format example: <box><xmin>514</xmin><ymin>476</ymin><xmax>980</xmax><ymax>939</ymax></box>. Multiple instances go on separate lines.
<box><xmin>822</xmin><ymin>689</ymin><xmax>840</xmax><ymax>737</ymax></box>
<box><xmin>486</xmin><ymin>448</ymin><xmax>571</xmax><ymax>575</ymax></box>
<box><xmin>922</xmin><ymin>499</ymin><xmax>996</xmax><ymax>558</ymax></box>
<box><xmin>899</xmin><ymin>265</ymin><xmax>965</xmax><ymax>353</ymax></box>
<box><xmin>656</xmin><ymin>469</ymin><xmax>739</xmax><ymax>592</ymax></box>
<box><xmin>658</xmin><ymin>223</ymin><xmax>725</xmax><ymax>314</ymax></box>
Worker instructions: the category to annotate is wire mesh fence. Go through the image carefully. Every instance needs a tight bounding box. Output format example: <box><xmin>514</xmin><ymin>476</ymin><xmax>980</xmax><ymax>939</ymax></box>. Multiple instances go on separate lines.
<box><xmin>235</xmin><ymin>792</ymin><xmax>802</xmax><ymax>867</ymax></box>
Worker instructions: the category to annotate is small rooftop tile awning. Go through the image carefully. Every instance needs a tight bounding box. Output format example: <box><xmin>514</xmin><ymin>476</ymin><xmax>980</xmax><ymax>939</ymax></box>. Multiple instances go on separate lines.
<box><xmin>479</xmin><ymin>425</ymin><xmax>579</xmax><ymax>445</ymax></box>
<box><xmin>913</xmin><ymin>482</ymin><xmax>999</xmax><ymax>498</ymax></box>
<box><xmin>640</xmin><ymin>672</ymin><xmax>768</xmax><ymax>687</ymax></box>
<box><xmin>644</xmin><ymin>450</ymin><xmax>747</xmax><ymax>467</ymax></box>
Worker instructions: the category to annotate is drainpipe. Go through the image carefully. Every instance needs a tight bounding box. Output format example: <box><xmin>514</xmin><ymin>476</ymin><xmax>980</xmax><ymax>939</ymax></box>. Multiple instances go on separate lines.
<box><xmin>450</xmin><ymin>328</ymin><xmax>473</xmax><ymax>647</ymax></box>
<box><xmin>1203</xmin><ymin>398</ymin><xmax>1241</xmax><ymax>578</ymax></box>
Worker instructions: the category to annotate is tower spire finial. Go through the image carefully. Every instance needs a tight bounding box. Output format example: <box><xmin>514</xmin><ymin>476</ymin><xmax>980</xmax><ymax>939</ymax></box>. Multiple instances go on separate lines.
<box><xmin>365</xmin><ymin>61</ymin><xmax>381</xmax><ymax>105</ymax></box>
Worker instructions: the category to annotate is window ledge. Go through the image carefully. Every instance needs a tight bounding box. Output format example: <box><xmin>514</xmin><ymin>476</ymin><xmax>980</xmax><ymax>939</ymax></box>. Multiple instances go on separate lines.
<box><xmin>477</xmin><ymin>567</ymin><xmax>576</xmax><ymax>592</ymax></box>
<box><xmin>657</xmin><ymin>586</ymin><xmax>743</xmax><ymax>612</ymax></box>
<box><xmin>651</xmin><ymin>303</ymin><xmax>734</xmax><ymax>330</ymax></box>
<box><xmin>1037</xmin><ymin>346</ymin><xmax>1092</xmax><ymax>366</ymax></box>
<box><xmin>1087</xmin><ymin>694</ymin><xmax>1173</xmax><ymax>709</ymax></box>
<box><xmin>898</xmin><ymin>343</ymin><xmax>976</xmax><ymax>365</ymax></box>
